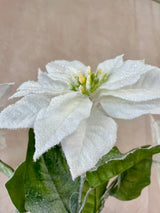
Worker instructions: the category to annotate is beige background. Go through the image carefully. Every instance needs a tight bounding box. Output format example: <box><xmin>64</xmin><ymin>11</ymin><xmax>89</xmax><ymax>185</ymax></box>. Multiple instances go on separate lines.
<box><xmin>0</xmin><ymin>0</ymin><xmax>160</xmax><ymax>212</ymax></box>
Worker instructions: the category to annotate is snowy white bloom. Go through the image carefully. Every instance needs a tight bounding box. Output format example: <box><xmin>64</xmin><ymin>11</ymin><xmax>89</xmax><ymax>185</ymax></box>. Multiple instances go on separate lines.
<box><xmin>0</xmin><ymin>83</ymin><xmax>13</xmax><ymax>149</ymax></box>
<box><xmin>0</xmin><ymin>55</ymin><xmax>160</xmax><ymax>179</ymax></box>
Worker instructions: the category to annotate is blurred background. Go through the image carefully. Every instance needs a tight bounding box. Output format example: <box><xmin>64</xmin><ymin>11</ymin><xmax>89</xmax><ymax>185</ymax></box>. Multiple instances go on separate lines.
<box><xmin>0</xmin><ymin>0</ymin><xmax>160</xmax><ymax>212</ymax></box>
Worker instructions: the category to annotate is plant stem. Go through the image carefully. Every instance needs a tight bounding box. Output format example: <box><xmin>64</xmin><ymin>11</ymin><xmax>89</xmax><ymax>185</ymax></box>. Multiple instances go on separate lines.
<box><xmin>77</xmin><ymin>175</ymin><xmax>85</xmax><ymax>212</ymax></box>
<box><xmin>98</xmin><ymin>178</ymin><xmax>118</xmax><ymax>213</ymax></box>
<box><xmin>0</xmin><ymin>159</ymin><xmax>14</xmax><ymax>178</ymax></box>
<box><xmin>79</xmin><ymin>188</ymin><xmax>94</xmax><ymax>213</ymax></box>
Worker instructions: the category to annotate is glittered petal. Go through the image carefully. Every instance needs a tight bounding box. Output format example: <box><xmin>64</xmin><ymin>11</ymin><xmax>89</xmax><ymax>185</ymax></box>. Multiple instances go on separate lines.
<box><xmin>69</xmin><ymin>60</ymin><xmax>87</xmax><ymax>72</ymax></box>
<box><xmin>46</xmin><ymin>60</ymin><xmax>87</xmax><ymax>83</ymax></box>
<box><xmin>33</xmin><ymin>92</ymin><xmax>92</xmax><ymax>161</ymax></box>
<box><xmin>127</xmin><ymin>68</ymin><xmax>160</xmax><ymax>89</ymax></box>
<box><xmin>97</xmin><ymin>55</ymin><xmax>124</xmax><ymax>76</ymax></box>
<box><xmin>0</xmin><ymin>95</ymin><xmax>50</xmax><ymax>129</ymax></box>
<box><xmin>98</xmin><ymin>88</ymin><xmax>160</xmax><ymax>102</ymax></box>
<box><xmin>101</xmin><ymin>60</ymin><xmax>155</xmax><ymax>90</ymax></box>
<box><xmin>38</xmin><ymin>69</ymin><xmax>68</xmax><ymax>90</ymax></box>
<box><xmin>10</xmin><ymin>80</ymin><xmax>66</xmax><ymax>99</ymax></box>
<box><xmin>101</xmin><ymin>96</ymin><xmax>160</xmax><ymax>119</ymax></box>
<box><xmin>17</xmin><ymin>81</ymin><xmax>40</xmax><ymax>91</ymax></box>
<box><xmin>61</xmin><ymin>107</ymin><xmax>117</xmax><ymax>179</ymax></box>
<box><xmin>0</xmin><ymin>83</ymin><xmax>14</xmax><ymax>106</ymax></box>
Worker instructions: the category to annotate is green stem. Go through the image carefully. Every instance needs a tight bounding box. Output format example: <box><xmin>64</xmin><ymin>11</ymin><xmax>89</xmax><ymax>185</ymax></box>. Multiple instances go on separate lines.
<box><xmin>77</xmin><ymin>175</ymin><xmax>85</xmax><ymax>212</ymax></box>
<box><xmin>79</xmin><ymin>187</ymin><xmax>94</xmax><ymax>213</ymax></box>
<box><xmin>98</xmin><ymin>178</ymin><xmax>118</xmax><ymax>213</ymax></box>
<box><xmin>0</xmin><ymin>159</ymin><xmax>14</xmax><ymax>178</ymax></box>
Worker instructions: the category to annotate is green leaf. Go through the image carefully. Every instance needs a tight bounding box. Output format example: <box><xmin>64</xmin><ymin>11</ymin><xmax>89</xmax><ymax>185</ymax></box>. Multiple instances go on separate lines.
<box><xmin>86</xmin><ymin>145</ymin><xmax>160</xmax><ymax>187</ymax></box>
<box><xmin>0</xmin><ymin>159</ymin><xmax>14</xmax><ymax>178</ymax></box>
<box><xmin>6</xmin><ymin>129</ymin><xmax>160</xmax><ymax>212</ymax></box>
<box><xmin>69</xmin><ymin>192</ymin><xmax>79</xmax><ymax>213</ymax></box>
<box><xmin>80</xmin><ymin>180</ymin><xmax>108</xmax><ymax>213</ymax></box>
<box><xmin>110</xmin><ymin>158</ymin><xmax>152</xmax><ymax>200</ymax></box>
<box><xmin>5</xmin><ymin>162</ymin><xmax>26</xmax><ymax>212</ymax></box>
<box><xmin>24</xmin><ymin>129</ymin><xmax>80</xmax><ymax>213</ymax></box>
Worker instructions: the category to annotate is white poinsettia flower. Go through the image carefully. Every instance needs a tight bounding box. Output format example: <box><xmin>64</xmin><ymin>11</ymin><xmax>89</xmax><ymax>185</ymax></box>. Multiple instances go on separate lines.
<box><xmin>150</xmin><ymin>115</ymin><xmax>160</xmax><ymax>188</ymax></box>
<box><xmin>0</xmin><ymin>83</ymin><xmax>13</xmax><ymax>149</ymax></box>
<box><xmin>0</xmin><ymin>55</ymin><xmax>160</xmax><ymax>179</ymax></box>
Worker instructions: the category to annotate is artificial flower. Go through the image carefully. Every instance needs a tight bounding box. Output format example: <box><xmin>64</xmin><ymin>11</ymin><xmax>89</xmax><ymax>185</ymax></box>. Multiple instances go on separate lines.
<box><xmin>0</xmin><ymin>55</ymin><xmax>160</xmax><ymax>179</ymax></box>
<box><xmin>0</xmin><ymin>83</ymin><xmax>13</xmax><ymax>149</ymax></box>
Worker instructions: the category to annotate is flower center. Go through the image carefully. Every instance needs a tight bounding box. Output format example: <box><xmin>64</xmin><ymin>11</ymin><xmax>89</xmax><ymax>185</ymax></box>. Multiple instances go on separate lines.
<box><xmin>68</xmin><ymin>66</ymin><xmax>107</xmax><ymax>96</ymax></box>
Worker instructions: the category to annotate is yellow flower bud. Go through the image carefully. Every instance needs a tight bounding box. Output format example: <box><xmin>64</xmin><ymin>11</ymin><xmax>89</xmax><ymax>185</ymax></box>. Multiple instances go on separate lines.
<box><xmin>86</xmin><ymin>66</ymin><xmax>91</xmax><ymax>75</ymax></box>
<box><xmin>78</xmin><ymin>71</ymin><xmax>86</xmax><ymax>84</ymax></box>
<box><xmin>79</xmin><ymin>85</ymin><xmax>85</xmax><ymax>94</ymax></box>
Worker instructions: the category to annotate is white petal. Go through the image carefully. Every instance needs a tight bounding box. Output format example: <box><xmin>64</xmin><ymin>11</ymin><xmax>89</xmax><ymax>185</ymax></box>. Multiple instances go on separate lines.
<box><xmin>10</xmin><ymin>81</ymin><xmax>43</xmax><ymax>98</ymax></box>
<box><xmin>127</xmin><ymin>68</ymin><xmax>160</xmax><ymax>89</ymax></box>
<box><xmin>61</xmin><ymin>107</ymin><xmax>117</xmax><ymax>179</ymax></box>
<box><xmin>0</xmin><ymin>94</ymin><xmax>50</xmax><ymax>129</ymax></box>
<box><xmin>10</xmin><ymin>80</ymin><xmax>66</xmax><ymax>99</ymax></box>
<box><xmin>68</xmin><ymin>60</ymin><xmax>87</xmax><ymax>72</ymax></box>
<box><xmin>0</xmin><ymin>83</ymin><xmax>14</xmax><ymax>106</ymax></box>
<box><xmin>0</xmin><ymin>129</ymin><xmax>6</xmax><ymax>149</ymax></box>
<box><xmin>149</xmin><ymin>108</ymin><xmax>160</xmax><ymax>114</ymax></box>
<box><xmin>101</xmin><ymin>96</ymin><xmax>160</xmax><ymax>119</ymax></box>
<box><xmin>33</xmin><ymin>92</ymin><xmax>92</xmax><ymax>161</ymax></box>
<box><xmin>97</xmin><ymin>55</ymin><xmax>124</xmax><ymax>76</ymax></box>
<box><xmin>10</xmin><ymin>70</ymin><xmax>69</xmax><ymax>99</ymax></box>
<box><xmin>101</xmin><ymin>60</ymin><xmax>155</xmax><ymax>90</ymax></box>
<box><xmin>98</xmin><ymin>88</ymin><xmax>160</xmax><ymax>102</ymax></box>
<box><xmin>46</xmin><ymin>60</ymin><xmax>87</xmax><ymax>83</ymax></box>
<box><xmin>38</xmin><ymin>69</ymin><xmax>68</xmax><ymax>90</ymax></box>
<box><xmin>17</xmin><ymin>80</ymin><xmax>41</xmax><ymax>91</ymax></box>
